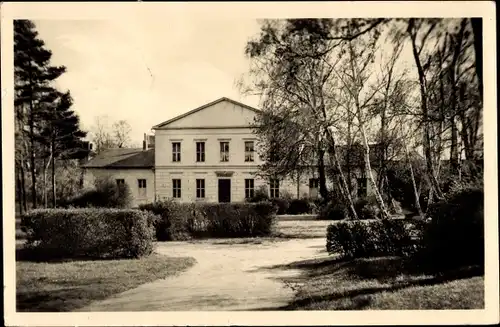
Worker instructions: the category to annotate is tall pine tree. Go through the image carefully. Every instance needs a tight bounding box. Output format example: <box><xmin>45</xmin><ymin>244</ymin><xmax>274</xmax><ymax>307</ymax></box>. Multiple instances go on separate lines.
<box><xmin>39</xmin><ymin>91</ymin><xmax>87</xmax><ymax>207</ymax></box>
<box><xmin>14</xmin><ymin>20</ymin><xmax>87</xmax><ymax>209</ymax></box>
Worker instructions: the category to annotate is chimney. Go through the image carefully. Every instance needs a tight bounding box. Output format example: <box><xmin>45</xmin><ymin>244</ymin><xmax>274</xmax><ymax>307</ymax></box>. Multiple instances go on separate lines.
<box><xmin>143</xmin><ymin>133</ymin><xmax>148</xmax><ymax>151</ymax></box>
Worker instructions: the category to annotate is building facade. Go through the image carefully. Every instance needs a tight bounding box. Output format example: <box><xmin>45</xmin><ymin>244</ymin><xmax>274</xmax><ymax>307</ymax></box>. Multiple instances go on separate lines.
<box><xmin>82</xmin><ymin>97</ymin><xmax>376</xmax><ymax>206</ymax></box>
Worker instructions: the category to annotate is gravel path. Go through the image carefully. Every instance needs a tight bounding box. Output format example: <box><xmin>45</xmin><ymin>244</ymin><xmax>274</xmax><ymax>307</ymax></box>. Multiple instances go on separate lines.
<box><xmin>77</xmin><ymin>235</ymin><xmax>329</xmax><ymax>311</ymax></box>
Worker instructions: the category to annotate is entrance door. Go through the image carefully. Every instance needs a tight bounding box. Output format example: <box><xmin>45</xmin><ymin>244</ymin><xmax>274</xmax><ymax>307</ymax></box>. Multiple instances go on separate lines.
<box><xmin>218</xmin><ymin>179</ymin><xmax>231</xmax><ymax>203</ymax></box>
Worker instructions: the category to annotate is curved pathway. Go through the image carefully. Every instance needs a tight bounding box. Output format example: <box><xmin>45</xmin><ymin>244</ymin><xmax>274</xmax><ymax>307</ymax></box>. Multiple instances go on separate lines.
<box><xmin>77</xmin><ymin>220</ymin><xmax>331</xmax><ymax>311</ymax></box>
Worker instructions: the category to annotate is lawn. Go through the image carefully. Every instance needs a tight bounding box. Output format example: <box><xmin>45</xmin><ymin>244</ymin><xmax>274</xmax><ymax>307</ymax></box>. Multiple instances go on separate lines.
<box><xmin>16</xmin><ymin>251</ymin><xmax>196</xmax><ymax>312</ymax></box>
<box><xmin>272</xmin><ymin>255</ymin><xmax>484</xmax><ymax>310</ymax></box>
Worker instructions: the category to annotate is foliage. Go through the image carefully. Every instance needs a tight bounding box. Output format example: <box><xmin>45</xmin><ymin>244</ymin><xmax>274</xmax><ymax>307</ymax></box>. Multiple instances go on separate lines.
<box><xmin>326</xmin><ymin>219</ymin><xmax>423</xmax><ymax>259</ymax></box>
<box><xmin>354</xmin><ymin>195</ymin><xmax>382</xmax><ymax>220</ymax></box>
<box><xmin>139</xmin><ymin>201</ymin><xmax>278</xmax><ymax>240</ymax></box>
<box><xmin>21</xmin><ymin>208</ymin><xmax>156</xmax><ymax>260</ymax></box>
<box><xmin>318</xmin><ymin>201</ymin><xmax>348</xmax><ymax>220</ymax></box>
<box><xmin>287</xmin><ymin>198</ymin><xmax>315</xmax><ymax>215</ymax></box>
<box><xmin>270</xmin><ymin>198</ymin><xmax>290</xmax><ymax>215</ymax></box>
<box><xmin>60</xmin><ymin>177</ymin><xmax>132</xmax><ymax>209</ymax></box>
<box><xmin>246</xmin><ymin>185</ymin><xmax>270</xmax><ymax>202</ymax></box>
<box><xmin>421</xmin><ymin>187</ymin><xmax>484</xmax><ymax>271</ymax></box>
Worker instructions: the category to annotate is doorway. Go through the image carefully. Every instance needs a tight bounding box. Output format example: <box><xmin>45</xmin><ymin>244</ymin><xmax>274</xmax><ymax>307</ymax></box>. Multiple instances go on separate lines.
<box><xmin>218</xmin><ymin>179</ymin><xmax>231</xmax><ymax>203</ymax></box>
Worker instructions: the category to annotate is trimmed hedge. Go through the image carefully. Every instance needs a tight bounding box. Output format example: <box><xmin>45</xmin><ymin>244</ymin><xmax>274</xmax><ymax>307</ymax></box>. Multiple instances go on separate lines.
<box><xmin>140</xmin><ymin>201</ymin><xmax>277</xmax><ymax>240</ymax></box>
<box><xmin>21</xmin><ymin>208</ymin><xmax>156</xmax><ymax>260</ymax></box>
<box><xmin>326</xmin><ymin>219</ymin><xmax>424</xmax><ymax>259</ymax></box>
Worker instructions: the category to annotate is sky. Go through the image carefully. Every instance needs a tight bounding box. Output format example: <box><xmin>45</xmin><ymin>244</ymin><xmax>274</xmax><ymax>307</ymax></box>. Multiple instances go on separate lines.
<box><xmin>34</xmin><ymin>18</ymin><xmax>263</xmax><ymax>145</ymax></box>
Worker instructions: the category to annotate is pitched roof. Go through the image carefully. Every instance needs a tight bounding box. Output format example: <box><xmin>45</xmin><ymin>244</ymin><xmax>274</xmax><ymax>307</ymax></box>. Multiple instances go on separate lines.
<box><xmin>152</xmin><ymin>97</ymin><xmax>261</xmax><ymax>129</ymax></box>
<box><xmin>82</xmin><ymin>148</ymin><xmax>154</xmax><ymax>169</ymax></box>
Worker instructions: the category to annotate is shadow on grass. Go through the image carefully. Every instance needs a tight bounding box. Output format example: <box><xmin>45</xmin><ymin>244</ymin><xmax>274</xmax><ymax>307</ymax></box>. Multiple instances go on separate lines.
<box><xmin>16</xmin><ymin>247</ymin><xmax>151</xmax><ymax>263</ymax></box>
<box><xmin>255</xmin><ymin>255</ymin><xmax>484</xmax><ymax>310</ymax></box>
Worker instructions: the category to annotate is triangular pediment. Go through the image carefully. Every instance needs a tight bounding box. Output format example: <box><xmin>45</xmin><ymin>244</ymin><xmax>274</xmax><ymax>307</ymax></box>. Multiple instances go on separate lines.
<box><xmin>153</xmin><ymin>97</ymin><xmax>260</xmax><ymax>129</ymax></box>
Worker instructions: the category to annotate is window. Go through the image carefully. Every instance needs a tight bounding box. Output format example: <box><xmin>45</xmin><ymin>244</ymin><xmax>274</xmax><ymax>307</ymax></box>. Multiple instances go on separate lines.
<box><xmin>196</xmin><ymin>179</ymin><xmax>205</xmax><ymax>199</ymax></box>
<box><xmin>245</xmin><ymin>179</ymin><xmax>255</xmax><ymax>199</ymax></box>
<box><xmin>172</xmin><ymin>142</ymin><xmax>181</xmax><ymax>162</ymax></box>
<box><xmin>138</xmin><ymin>179</ymin><xmax>147</xmax><ymax>197</ymax></box>
<box><xmin>244</xmin><ymin>141</ymin><xmax>255</xmax><ymax>162</ymax></box>
<box><xmin>357</xmin><ymin>178</ymin><xmax>367</xmax><ymax>197</ymax></box>
<box><xmin>309</xmin><ymin>178</ymin><xmax>319</xmax><ymax>198</ymax></box>
<box><xmin>196</xmin><ymin>142</ymin><xmax>205</xmax><ymax>162</ymax></box>
<box><xmin>270</xmin><ymin>178</ymin><xmax>280</xmax><ymax>198</ymax></box>
<box><xmin>220</xmin><ymin>141</ymin><xmax>229</xmax><ymax>162</ymax></box>
<box><xmin>172</xmin><ymin>179</ymin><xmax>181</xmax><ymax>198</ymax></box>
<box><xmin>116</xmin><ymin>179</ymin><xmax>125</xmax><ymax>186</ymax></box>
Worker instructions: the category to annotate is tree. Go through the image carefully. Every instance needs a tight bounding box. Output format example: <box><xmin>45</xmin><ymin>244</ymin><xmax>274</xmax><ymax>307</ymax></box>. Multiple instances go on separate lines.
<box><xmin>90</xmin><ymin>116</ymin><xmax>133</xmax><ymax>152</ymax></box>
<box><xmin>14</xmin><ymin>19</ymin><xmax>66</xmax><ymax>209</ymax></box>
<box><xmin>112</xmin><ymin>120</ymin><xmax>132</xmax><ymax>148</ymax></box>
<box><xmin>39</xmin><ymin>91</ymin><xmax>88</xmax><ymax>207</ymax></box>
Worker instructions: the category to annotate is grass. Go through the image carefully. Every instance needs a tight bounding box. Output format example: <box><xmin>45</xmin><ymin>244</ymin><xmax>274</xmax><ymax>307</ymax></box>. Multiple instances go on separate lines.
<box><xmin>16</xmin><ymin>252</ymin><xmax>196</xmax><ymax>312</ymax></box>
<box><xmin>265</xmin><ymin>255</ymin><xmax>484</xmax><ymax>310</ymax></box>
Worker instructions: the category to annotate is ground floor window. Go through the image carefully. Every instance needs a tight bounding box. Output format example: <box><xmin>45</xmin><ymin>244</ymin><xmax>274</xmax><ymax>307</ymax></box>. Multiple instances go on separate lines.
<box><xmin>357</xmin><ymin>178</ymin><xmax>367</xmax><ymax>197</ymax></box>
<box><xmin>309</xmin><ymin>178</ymin><xmax>319</xmax><ymax>198</ymax></box>
<box><xmin>196</xmin><ymin>179</ymin><xmax>205</xmax><ymax>199</ymax></box>
<box><xmin>172</xmin><ymin>179</ymin><xmax>181</xmax><ymax>198</ymax></box>
<box><xmin>270</xmin><ymin>178</ymin><xmax>280</xmax><ymax>198</ymax></box>
<box><xmin>245</xmin><ymin>179</ymin><xmax>254</xmax><ymax>199</ymax></box>
<box><xmin>138</xmin><ymin>179</ymin><xmax>147</xmax><ymax>197</ymax></box>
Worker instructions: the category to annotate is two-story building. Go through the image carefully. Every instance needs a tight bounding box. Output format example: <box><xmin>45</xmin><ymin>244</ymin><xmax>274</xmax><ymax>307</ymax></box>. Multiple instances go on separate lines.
<box><xmin>82</xmin><ymin>97</ymin><xmax>377</xmax><ymax>206</ymax></box>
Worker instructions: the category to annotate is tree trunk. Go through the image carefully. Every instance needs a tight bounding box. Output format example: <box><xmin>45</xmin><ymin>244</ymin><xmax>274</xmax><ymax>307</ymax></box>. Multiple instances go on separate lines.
<box><xmin>408</xmin><ymin>21</ymin><xmax>444</xmax><ymax>200</ymax></box>
<box><xmin>359</xmin><ymin>125</ymin><xmax>391</xmax><ymax>219</ymax></box>
<box><xmin>51</xmin><ymin>142</ymin><xmax>56</xmax><ymax>208</ymax></box>
<box><xmin>296</xmin><ymin>170</ymin><xmax>300</xmax><ymax>198</ymax></box>
<box><xmin>470</xmin><ymin>18</ymin><xmax>483</xmax><ymax>102</ymax></box>
<box><xmin>43</xmin><ymin>156</ymin><xmax>48</xmax><ymax>208</ymax></box>
<box><xmin>404</xmin><ymin>143</ymin><xmax>424</xmax><ymax>217</ymax></box>
<box><xmin>29</xmin><ymin>114</ymin><xmax>37</xmax><ymax>209</ymax></box>
<box><xmin>317</xmin><ymin>149</ymin><xmax>329</xmax><ymax>201</ymax></box>
<box><xmin>325</xmin><ymin>132</ymin><xmax>359</xmax><ymax>220</ymax></box>
<box><xmin>20</xmin><ymin>159</ymin><xmax>28</xmax><ymax>212</ymax></box>
<box><xmin>16</xmin><ymin>163</ymin><xmax>23</xmax><ymax>215</ymax></box>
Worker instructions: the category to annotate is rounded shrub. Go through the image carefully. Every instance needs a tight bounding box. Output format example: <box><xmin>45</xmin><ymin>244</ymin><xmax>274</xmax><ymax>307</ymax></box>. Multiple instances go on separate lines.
<box><xmin>287</xmin><ymin>198</ymin><xmax>313</xmax><ymax>215</ymax></box>
<box><xmin>421</xmin><ymin>187</ymin><xmax>484</xmax><ymax>271</ymax></box>
<box><xmin>318</xmin><ymin>201</ymin><xmax>348</xmax><ymax>220</ymax></box>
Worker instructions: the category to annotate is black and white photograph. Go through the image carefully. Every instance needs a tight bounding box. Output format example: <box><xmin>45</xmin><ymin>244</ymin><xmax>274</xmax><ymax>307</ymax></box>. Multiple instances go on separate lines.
<box><xmin>2</xmin><ymin>1</ymin><xmax>498</xmax><ymax>326</ymax></box>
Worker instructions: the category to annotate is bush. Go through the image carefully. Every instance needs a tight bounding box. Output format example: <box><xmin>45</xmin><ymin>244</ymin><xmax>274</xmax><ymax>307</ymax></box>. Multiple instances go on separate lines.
<box><xmin>246</xmin><ymin>185</ymin><xmax>269</xmax><ymax>203</ymax></box>
<box><xmin>326</xmin><ymin>219</ymin><xmax>422</xmax><ymax>259</ymax></box>
<box><xmin>421</xmin><ymin>187</ymin><xmax>484</xmax><ymax>271</ymax></box>
<box><xmin>318</xmin><ymin>201</ymin><xmax>348</xmax><ymax>220</ymax></box>
<box><xmin>287</xmin><ymin>198</ymin><xmax>314</xmax><ymax>215</ymax></box>
<box><xmin>354</xmin><ymin>195</ymin><xmax>381</xmax><ymax>220</ymax></box>
<box><xmin>60</xmin><ymin>177</ymin><xmax>132</xmax><ymax>209</ymax></box>
<box><xmin>270</xmin><ymin>198</ymin><xmax>290</xmax><ymax>215</ymax></box>
<box><xmin>138</xmin><ymin>199</ymin><xmax>191</xmax><ymax>241</ymax></box>
<box><xmin>140</xmin><ymin>201</ymin><xmax>277</xmax><ymax>240</ymax></box>
<box><xmin>21</xmin><ymin>208</ymin><xmax>156</xmax><ymax>260</ymax></box>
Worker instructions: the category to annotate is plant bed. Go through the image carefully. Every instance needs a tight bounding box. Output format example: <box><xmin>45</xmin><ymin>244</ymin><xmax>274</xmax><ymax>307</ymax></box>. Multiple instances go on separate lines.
<box><xmin>16</xmin><ymin>253</ymin><xmax>196</xmax><ymax>312</ymax></box>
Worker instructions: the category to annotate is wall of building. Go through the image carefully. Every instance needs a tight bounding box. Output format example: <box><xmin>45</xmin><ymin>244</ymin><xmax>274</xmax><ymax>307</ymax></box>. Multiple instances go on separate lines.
<box><xmin>82</xmin><ymin>168</ymin><xmax>155</xmax><ymax>207</ymax></box>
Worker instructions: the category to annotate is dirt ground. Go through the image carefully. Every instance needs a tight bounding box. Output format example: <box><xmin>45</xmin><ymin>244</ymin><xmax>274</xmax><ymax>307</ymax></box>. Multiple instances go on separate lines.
<box><xmin>77</xmin><ymin>220</ymin><xmax>332</xmax><ymax>311</ymax></box>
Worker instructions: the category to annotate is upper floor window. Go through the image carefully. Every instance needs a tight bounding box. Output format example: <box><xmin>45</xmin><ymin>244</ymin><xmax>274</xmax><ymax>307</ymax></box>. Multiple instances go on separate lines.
<box><xmin>196</xmin><ymin>142</ymin><xmax>205</xmax><ymax>162</ymax></box>
<box><xmin>138</xmin><ymin>179</ymin><xmax>147</xmax><ymax>197</ymax></box>
<box><xmin>244</xmin><ymin>141</ymin><xmax>255</xmax><ymax>162</ymax></box>
<box><xmin>172</xmin><ymin>142</ymin><xmax>181</xmax><ymax>162</ymax></box>
<box><xmin>220</xmin><ymin>141</ymin><xmax>229</xmax><ymax>162</ymax></box>
<box><xmin>116</xmin><ymin>179</ymin><xmax>125</xmax><ymax>186</ymax></box>
<box><xmin>270</xmin><ymin>178</ymin><xmax>280</xmax><ymax>198</ymax></box>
